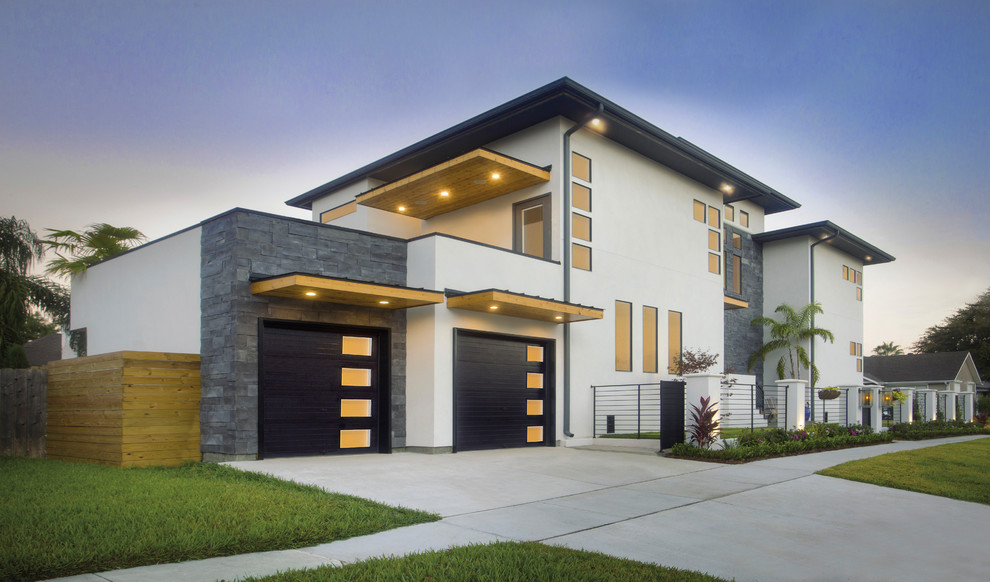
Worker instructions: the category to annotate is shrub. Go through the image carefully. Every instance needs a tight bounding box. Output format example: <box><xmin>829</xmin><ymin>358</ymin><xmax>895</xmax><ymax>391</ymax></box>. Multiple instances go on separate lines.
<box><xmin>670</xmin><ymin>430</ymin><xmax>893</xmax><ymax>462</ymax></box>
<box><xmin>888</xmin><ymin>419</ymin><xmax>990</xmax><ymax>440</ymax></box>
<box><xmin>687</xmin><ymin>396</ymin><xmax>720</xmax><ymax>449</ymax></box>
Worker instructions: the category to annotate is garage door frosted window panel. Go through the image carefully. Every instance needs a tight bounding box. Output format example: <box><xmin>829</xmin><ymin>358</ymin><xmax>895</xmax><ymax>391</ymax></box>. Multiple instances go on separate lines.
<box><xmin>341</xmin><ymin>368</ymin><xmax>372</xmax><ymax>386</ymax></box>
<box><xmin>342</xmin><ymin>336</ymin><xmax>373</xmax><ymax>356</ymax></box>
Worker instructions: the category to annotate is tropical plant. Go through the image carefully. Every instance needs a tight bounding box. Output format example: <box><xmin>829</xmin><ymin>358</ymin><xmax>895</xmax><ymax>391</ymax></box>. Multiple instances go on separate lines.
<box><xmin>0</xmin><ymin>216</ymin><xmax>69</xmax><ymax>358</ymax></box>
<box><xmin>686</xmin><ymin>396</ymin><xmax>720</xmax><ymax>449</ymax></box>
<box><xmin>872</xmin><ymin>341</ymin><xmax>904</xmax><ymax>356</ymax></box>
<box><xmin>748</xmin><ymin>303</ymin><xmax>835</xmax><ymax>385</ymax></box>
<box><xmin>43</xmin><ymin>223</ymin><xmax>146</xmax><ymax>276</ymax></box>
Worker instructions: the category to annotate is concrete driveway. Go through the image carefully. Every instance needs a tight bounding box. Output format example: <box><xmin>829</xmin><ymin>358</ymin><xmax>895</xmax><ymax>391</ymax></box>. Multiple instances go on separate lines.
<box><xmin>224</xmin><ymin>436</ymin><xmax>990</xmax><ymax>582</ymax></box>
<box><xmin>56</xmin><ymin>436</ymin><xmax>989</xmax><ymax>582</ymax></box>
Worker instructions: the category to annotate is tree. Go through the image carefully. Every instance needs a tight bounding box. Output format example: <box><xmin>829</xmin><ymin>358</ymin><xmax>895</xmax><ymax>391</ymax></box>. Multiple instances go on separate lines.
<box><xmin>914</xmin><ymin>287</ymin><xmax>990</xmax><ymax>380</ymax></box>
<box><xmin>748</xmin><ymin>302</ymin><xmax>835</xmax><ymax>385</ymax></box>
<box><xmin>0</xmin><ymin>216</ymin><xmax>68</xmax><ymax>358</ymax></box>
<box><xmin>43</xmin><ymin>223</ymin><xmax>146</xmax><ymax>276</ymax></box>
<box><xmin>872</xmin><ymin>341</ymin><xmax>904</xmax><ymax>356</ymax></box>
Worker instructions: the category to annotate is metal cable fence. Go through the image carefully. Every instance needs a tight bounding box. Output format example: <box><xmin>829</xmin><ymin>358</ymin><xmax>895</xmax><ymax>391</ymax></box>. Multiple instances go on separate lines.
<box><xmin>719</xmin><ymin>383</ymin><xmax>787</xmax><ymax>433</ymax></box>
<box><xmin>592</xmin><ymin>383</ymin><xmax>662</xmax><ymax>438</ymax></box>
<box><xmin>808</xmin><ymin>387</ymin><xmax>849</xmax><ymax>426</ymax></box>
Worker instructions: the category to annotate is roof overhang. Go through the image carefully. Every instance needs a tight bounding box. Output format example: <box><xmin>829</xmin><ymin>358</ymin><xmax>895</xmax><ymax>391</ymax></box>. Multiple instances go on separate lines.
<box><xmin>355</xmin><ymin>149</ymin><xmax>550</xmax><ymax>219</ymax></box>
<box><xmin>446</xmin><ymin>289</ymin><xmax>604</xmax><ymax>323</ymax></box>
<box><xmin>754</xmin><ymin>221</ymin><xmax>895</xmax><ymax>265</ymax></box>
<box><xmin>251</xmin><ymin>273</ymin><xmax>444</xmax><ymax>309</ymax></box>
<box><xmin>724</xmin><ymin>296</ymin><xmax>749</xmax><ymax>310</ymax></box>
<box><xmin>287</xmin><ymin>77</ymin><xmax>800</xmax><ymax>216</ymax></box>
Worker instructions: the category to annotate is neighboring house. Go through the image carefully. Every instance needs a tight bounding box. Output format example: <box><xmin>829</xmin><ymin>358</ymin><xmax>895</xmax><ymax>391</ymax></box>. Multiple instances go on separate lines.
<box><xmin>69</xmin><ymin>78</ymin><xmax>893</xmax><ymax>460</ymax></box>
<box><xmin>22</xmin><ymin>333</ymin><xmax>62</xmax><ymax>367</ymax></box>
<box><xmin>864</xmin><ymin>351</ymin><xmax>981</xmax><ymax>422</ymax></box>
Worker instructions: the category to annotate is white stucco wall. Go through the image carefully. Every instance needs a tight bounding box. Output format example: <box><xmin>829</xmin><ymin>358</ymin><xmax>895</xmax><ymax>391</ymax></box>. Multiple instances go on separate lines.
<box><xmin>813</xmin><ymin>244</ymin><xmax>864</xmax><ymax>388</ymax></box>
<box><xmin>564</xmin><ymin>128</ymin><xmax>727</xmax><ymax>438</ymax></box>
<box><xmin>70</xmin><ymin>227</ymin><xmax>202</xmax><ymax>355</ymax></box>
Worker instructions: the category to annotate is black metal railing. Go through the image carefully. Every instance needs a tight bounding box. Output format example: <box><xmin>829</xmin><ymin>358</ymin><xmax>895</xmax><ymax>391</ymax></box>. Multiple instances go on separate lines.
<box><xmin>719</xmin><ymin>383</ymin><xmax>788</xmax><ymax>433</ymax></box>
<box><xmin>808</xmin><ymin>387</ymin><xmax>849</xmax><ymax>426</ymax></box>
<box><xmin>591</xmin><ymin>383</ymin><xmax>661</xmax><ymax>438</ymax></box>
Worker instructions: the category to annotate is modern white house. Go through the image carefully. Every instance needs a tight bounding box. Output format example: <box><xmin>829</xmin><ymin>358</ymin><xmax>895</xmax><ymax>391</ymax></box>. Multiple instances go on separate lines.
<box><xmin>68</xmin><ymin>78</ymin><xmax>896</xmax><ymax>460</ymax></box>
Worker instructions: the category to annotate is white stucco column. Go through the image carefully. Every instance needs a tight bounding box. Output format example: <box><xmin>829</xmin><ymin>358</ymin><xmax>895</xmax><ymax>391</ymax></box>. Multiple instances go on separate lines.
<box><xmin>846</xmin><ymin>387</ymin><xmax>862</xmax><ymax>426</ymax></box>
<box><xmin>776</xmin><ymin>379</ymin><xmax>807</xmax><ymax>430</ymax></box>
<box><xmin>963</xmin><ymin>393</ymin><xmax>974</xmax><ymax>422</ymax></box>
<box><xmin>924</xmin><ymin>391</ymin><xmax>937</xmax><ymax>422</ymax></box>
<box><xmin>685</xmin><ymin>373</ymin><xmax>722</xmax><ymax>438</ymax></box>
<box><xmin>944</xmin><ymin>392</ymin><xmax>956</xmax><ymax>421</ymax></box>
<box><xmin>866</xmin><ymin>387</ymin><xmax>882</xmax><ymax>429</ymax></box>
<box><xmin>898</xmin><ymin>389</ymin><xmax>913</xmax><ymax>424</ymax></box>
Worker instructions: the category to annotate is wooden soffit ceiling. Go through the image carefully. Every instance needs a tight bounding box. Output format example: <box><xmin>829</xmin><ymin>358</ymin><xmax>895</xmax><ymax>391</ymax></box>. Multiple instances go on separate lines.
<box><xmin>723</xmin><ymin>296</ymin><xmax>749</xmax><ymax>310</ymax></box>
<box><xmin>446</xmin><ymin>290</ymin><xmax>604</xmax><ymax>324</ymax></box>
<box><xmin>355</xmin><ymin>149</ymin><xmax>550</xmax><ymax>220</ymax></box>
<box><xmin>251</xmin><ymin>274</ymin><xmax>444</xmax><ymax>309</ymax></box>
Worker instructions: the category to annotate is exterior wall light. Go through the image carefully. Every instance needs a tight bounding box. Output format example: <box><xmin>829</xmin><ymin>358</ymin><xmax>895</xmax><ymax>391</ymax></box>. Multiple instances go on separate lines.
<box><xmin>861</xmin><ymin>390</ymin><xmax>872</xmax><ymax>407</ymax></box>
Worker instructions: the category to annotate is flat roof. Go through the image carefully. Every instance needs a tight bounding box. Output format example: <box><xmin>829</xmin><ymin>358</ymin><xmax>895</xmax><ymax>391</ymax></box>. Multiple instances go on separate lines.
<box><xmin>287</xmin><ymin>77</ymin><xmax>800</xmax><ymax>215</ymax></box>
<box><xmin>753</xmin><ymin>221</ymin><xmax>895</xmax><ymax>265</ymax></box>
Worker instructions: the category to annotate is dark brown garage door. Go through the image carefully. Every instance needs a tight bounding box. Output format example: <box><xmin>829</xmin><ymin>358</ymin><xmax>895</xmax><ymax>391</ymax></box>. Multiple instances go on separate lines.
<box><xmin>453</xmin><ymin>330</ymin><xmax>554</xmax><ymax>451</ymax></box>
<box><xmin>260</xmin><ymin>321</ymin><xmax>389</xmax><ymax>458</ymax></box>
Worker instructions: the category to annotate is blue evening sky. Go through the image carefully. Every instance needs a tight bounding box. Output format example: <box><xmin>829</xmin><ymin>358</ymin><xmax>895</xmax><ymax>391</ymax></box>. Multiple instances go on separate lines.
<box><xmin>2</xmin><ymin>0</ymin><xmax>988</xmax><ymax>354</ymax></box>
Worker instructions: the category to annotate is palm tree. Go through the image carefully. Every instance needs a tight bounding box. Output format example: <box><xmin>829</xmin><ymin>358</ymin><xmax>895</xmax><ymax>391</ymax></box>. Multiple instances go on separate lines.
<box><xmin>748</xmin><ymin>302</ymin><xmax>835</xmax><ymax>385</ymax></box>
<box><xmin>43</xmin><ymin>223</ymin><xmax>146</xmax><ymax>276</ymax></box>
<box><xmin>872</xmin><ymin>341</ymin><xmax>904</xmax><ymax>356</ymax></box>
<box><xmin>0</xmin><ymin>216</ymin><xmax>68</xmax><ymax>357</ymax></box>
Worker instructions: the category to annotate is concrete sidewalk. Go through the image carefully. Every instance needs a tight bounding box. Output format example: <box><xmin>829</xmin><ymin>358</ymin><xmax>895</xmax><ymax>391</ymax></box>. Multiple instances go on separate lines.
<box><xmin>49</xmin><ymin>436</ymin><xmax>989</xmax><ymax>582</ymax></box>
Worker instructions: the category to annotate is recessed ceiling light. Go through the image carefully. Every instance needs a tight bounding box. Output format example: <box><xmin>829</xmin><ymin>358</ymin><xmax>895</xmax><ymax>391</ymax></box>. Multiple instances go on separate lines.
<box><xmin>554</xmin><ymin>315</ymin><xmax>563</xmax><ymax>320</ymax></box>
<box><xmin>491</xmin><ymin>173</ymin><xmax>500</xmax><ymax>180</ymax></box>
<box><xmin>398</xmin><ymin>206</ymin><xmax>406</xmax><ymax>212</ymax></box>
<box><xmin>440</xmin><ymin>191</ymin><xmax>449</xmax><ymax>197</ymax></box>
<box><xmin>489</xmin><ymin>305</ymin><xmax>499</xmax><ymax>310</ymax></box>
<box><xmin>720</xmin><ymin>183</ymin><xmax>735</xmax><ymax>194</ymax></box>
<box><xmin>305</xmin><ymin>291</ymin><xmax>317</xmax><ymax>297</ymax></box>
<box><xmin>379</xmin><ymin>300</ymin><xmax>390</xmax><ymax>305</ymax></box>
<box><xmin>591</xmin><ymin>118</ymin><xmax>601</xmax><ymax>126</ymax></box>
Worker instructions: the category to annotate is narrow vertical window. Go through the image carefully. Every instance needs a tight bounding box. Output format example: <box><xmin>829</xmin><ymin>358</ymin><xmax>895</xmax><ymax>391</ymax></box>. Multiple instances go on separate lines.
<box><xmin>615</xmin><ymin>301</ymin><xmax>632</xmax><ymax>372</ymax></box>
<box><xmin>856</xmin><ymin>287</ymin><xmax>863</xmax><ymax>301</ymax></box>
<box><xmin>643</xmin><ymin>306</ymin><xmax>658</xmax><ymax>373</ymax></box>
<box><xmin>572</xmin><ymin>213</ymin><xmax>592</xmax><ymax>241</ymax></box>
<box><xmin>708</xmin><ymin>206</ymin><xmax>720</xmax><ymax>228</ymax></box>
<box><xmin>708</xmin><ymin>230</ymin><xmax>720</xmax><ymax>251</ymax></box>
<box><xmin>572</xmin><ymin>152</ymin><xmax>591</xmax><ymax>182</ymax></box>
<box><xmin>843</xmin><ymin>266</ymin><xmax>849</xmax><ymax>281</ymax></box>
<box><xmin>850</xmin><ymin>341</ymin><xmax>857</xmax><ymax>356</ymax></box>
<box><xmin>693</xmin><ymin>200</ymin><xmax>705</xmax><ymax>222</ymax></box>
<box><xmin>708</xmin><ymin>253</ymin><xmax>721</xmax><ymax>274</ymax></box>
<box><xmin>572</xmin><ymin>243</ymin><xmax>592</xmax><ymax>271</ymax></box>
<box><xmin>732</xmin><ymin>233</ymin><xmax>742</xmax><ymax>249</ymax></box>
<box><xmin>732</xmin><ymin>255</ymin><xmax>742</xmax><ymax>294</ymax></box>
<box><xmin>739</xmin><ymin>210</ymin><xmax>750</xmax><ymax>227</ymax></box>
<box><xmin>513</xmin><ymin>195</ymin><xmax>550</xmax><ymax>259</ymax></box>
<box><xmin>572</xmin><ymin>183</ymin><xmax>592</xmax><ymax>211</ymax></box>
<box><xmin>667</xmin><ymin>311</ymin><xmax>682</xmax><ymax>374</ymax></box>
<box><xmin>857</xmin><ymin>359</ymin><xmax>863</xmax><ymax>372</ymax></box>
<box><xmin>725</xmin><ymin>205</ymin><xmax>735</xmax><ymax>222</ymax></box>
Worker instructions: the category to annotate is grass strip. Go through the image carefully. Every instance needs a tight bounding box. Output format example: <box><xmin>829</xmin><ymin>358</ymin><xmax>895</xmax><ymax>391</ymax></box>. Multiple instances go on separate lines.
<box><xmin>817</xmin><ymin>437</ymin><xmax>990</xmax><ymax>504</ymax></box>
<box><xmin>244</xmin><ymin>542</ymin><xmax>731</xmax><ymax>582</ymax></box>
<box><xmin>0</xmin><ymin>457</ymin><xmax>438</xmax><ymax>581</ymax></box>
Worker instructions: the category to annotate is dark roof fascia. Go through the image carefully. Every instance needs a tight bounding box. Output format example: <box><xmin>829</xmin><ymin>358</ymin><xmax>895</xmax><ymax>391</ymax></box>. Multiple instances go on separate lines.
<box><xmin>753</xmin><ymin>220</ymin><xmax>895</xmax><ymax>265</ymax></box>
<box><xmin>286</xmin><ymin>77</ymin><xmax>800</xmax><ymax>215</ymax></box>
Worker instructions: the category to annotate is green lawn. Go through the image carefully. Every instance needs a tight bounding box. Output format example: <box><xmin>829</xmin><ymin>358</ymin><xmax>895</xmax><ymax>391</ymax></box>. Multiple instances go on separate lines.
<box><xmin>818</xmin><ymin>437</ymin><xmax>990</xmax><ymax>504</ymax></box>
<box><xmin>0</xmin><ymin>457</ymin><xmax>438</xmax><ymax>581</ymax></box>
<box><xmin>243</xmin><ymin>542</ymin><xmax>731</xmax><ymax>582</ymax></box>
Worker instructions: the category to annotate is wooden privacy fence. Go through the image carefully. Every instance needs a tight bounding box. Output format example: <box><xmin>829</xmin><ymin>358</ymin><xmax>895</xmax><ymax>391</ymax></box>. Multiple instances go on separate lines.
<box><xmin>47</xmin><ymin>351</ymin><xmax>201</xmax><ymax>468</ymax></box>
<box><xmin>0</xmin><ymin>368</ymin><xmax>47</xmax><ymax>457</ymax></box>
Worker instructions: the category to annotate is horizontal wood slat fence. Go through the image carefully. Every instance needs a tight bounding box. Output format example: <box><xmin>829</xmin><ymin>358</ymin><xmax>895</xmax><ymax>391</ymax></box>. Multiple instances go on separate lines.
<box><xmin>0</xmin><ymin>369</ymin><xmax>47</xmax><ymax>457</ymax></box>
<box><xmin>46</xmin><ymin>351</ymin><xmax>202</xmax><ymax>468</ymax></box>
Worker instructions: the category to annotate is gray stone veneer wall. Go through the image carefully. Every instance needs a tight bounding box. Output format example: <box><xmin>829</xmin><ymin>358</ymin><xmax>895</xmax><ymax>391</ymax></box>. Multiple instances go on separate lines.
<box><xmin>200</xmin><ymin>209</ymin><xmax>408</xmax><ymax>461</ymax></box>
<box><xmin>724</xmin><ymin>226</ymin><xmax>764</xmax><ymax>387</ymax></box>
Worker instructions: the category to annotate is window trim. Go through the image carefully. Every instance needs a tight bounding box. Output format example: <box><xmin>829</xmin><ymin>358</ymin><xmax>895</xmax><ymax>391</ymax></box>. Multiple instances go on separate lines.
<box><xmin>512</xmin><ymin>194</ymin><xmax>551</xmax><ymax>259</ymax></box>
